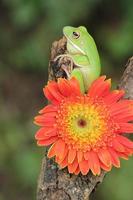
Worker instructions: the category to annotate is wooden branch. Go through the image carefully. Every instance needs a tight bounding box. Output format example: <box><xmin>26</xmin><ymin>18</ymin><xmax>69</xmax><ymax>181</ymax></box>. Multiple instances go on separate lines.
<box><xmin>118</xmin><ymin>56</ymin><xmax>133</xmax><ymax>97</ymax></box>
<box><xmin>36</xmin><ymin>37</ymin><xmax>133</xmax><ymax>200</ymax></box>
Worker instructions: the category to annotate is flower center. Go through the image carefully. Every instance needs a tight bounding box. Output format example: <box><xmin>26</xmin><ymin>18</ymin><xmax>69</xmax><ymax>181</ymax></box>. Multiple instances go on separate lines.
<box><xmin>77</xmin><ymin>119</ymin><xmax>87</xmax><ymax>127</ymax></box>
<box><xmin>56</xmin><ymin>96</ymin><xmax>115</xmax><ymax>151</ymax></box>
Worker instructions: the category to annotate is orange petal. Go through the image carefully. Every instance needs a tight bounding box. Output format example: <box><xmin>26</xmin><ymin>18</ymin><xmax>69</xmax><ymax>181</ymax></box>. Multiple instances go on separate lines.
<box><xmin>57</xmin><ymin>146</ymin><xmax>68</xmax><ymax>164</ymax></box>
<box><xmin>98</xmin><ymin>148</ymin><xmax>112</xmax><ymax>167</ymax></box>
<box><xmin>55</xmin><ymin>156</ymin><xmax>60</xmax><ymax>163</ymax></box>
<box><xmin>35</xmin><ymin>127</ymin><xmax>57</xmax><ymax>140</ymax></box>
<box><xmin>37</xmin><ymin>136</ymin><xmax>57</xmax><ymax>146</ymax></box>
<box><xmin>118</xmin><ymin>123</ymin><xmax>133</xmax><ymax>133</ymax></box>
<box><xmin>117</xmin><ymin>135</ymin><xmax>133</xmax><ymax>149</ymax></box>
<box><xmin>77</xmin><ymin>151</ymin><xmax>83</xmax><ymax>163</ymax></box>
<box><xmin>79</xmin><ymin>158</ymin><xmax>90</xmax><ymax>175</ymax></box>
<box><xmin>39</xmin><ymin>105</ymin><xmax>57</xmax><ymax>114</ymax></box>
<box><xmin>104</xmin><ymin>90</ymin><xmax>124</xmax><ymax>105</ymax></box>
<box><xmin>69</xmin><ymin>77</ymin><xmax>81</xmax><ymax>95</ymax></box>
<box><xmin>108</xmin><ymin>148</ymin><xmax>120</xmax><ymax>168</ymax></box>
<box><xmin>84</xmin><ymin>151</ymin><xmax>90</xmax><ymax>160</ymax></box>
<box><xmin>112</xmin><ymin>139</ymin><xmax>125</xmax><ymax>152</ymax></box>
<box><xmin>125</xmin><ymin>147</ymin><xmax>133</xmax><ymax>155</ymax></box>
<box><xmin>44</xmin><ymin>80</ymin><xmax>66</xmax><ymax>105</ymax></box>
<box><xmin>43</xmin><ymin>86</ymin><xmax>59</xmax><ymax>105</ymax></box>
<box><xmin>109</xmin><ymin>101</ymin><xmax>132</xmax><ymax>116</ymax></box>
<box><xmin>59</xmin><ymin>156</ymin><xmax>68</xmax><ymax>168</ymax></box>
<box><xmin>100</xmin><ymin>161</ymin><xmax>112</xmax><ymax>172</ymax></box>
<box><xmin>58</xmin><ymin>78</ymin><xmax>73</xmax><ymax>97</ymax></box>
<box><xmin>68</xmin><ymin>149</ymin><xmax>77</xmax><ymax>164</ymax></box>
<box><xmin>74</xmin><ymin>166</ymin><xmax>80</xmax><ymax>175</ymax></box>
<box><xmin>47</xmin><ymin>143</ymin><xmax>56</xmax><ymax>158</ymax></box>
<box><xmin>113</xmin><ymin>113</ymin><xmax>133</xmax><ymax>123</ymax></box>
<box><xmin>34</xmin><ymin>115</ymin><xmax>55</xmax><ymax>122</ymax></box>
<box><xmin>68</xmin><ymin>157</ymin><xmax>78</xmax><ymax>173</ymax></box>
<box><xmin>47</xmin><ymin>82</ymin><xmax>64</xmax><ymax>100</ymax></box>
<box><xmin>88</xmin><ymin>151</ymin><xmax>101</xmax><ymax>175</ymax></box>
<box><xmin>54</xmin><ymin>139</ymin><xmax>66</xmax><ymax>159</ymax></box>
<box><xmin>117</xmin><ymin>152</ymin><xmax>129</xmax><ymax>160</ymax></box>
<box><xmin>93</xmin><ymin>79</ymin><xmax>111</xmax><ymax>97</ymax></box>
<box><xmin>40</xmin><ymin>112</ymin><xmax>57</xmax><ymax>118</ymax></box>
<box><xmin>34</xmin><ymin>115</ymin><xmax>56</xmax><ymax>126</ymax></box>
<box><xmin>88</xmin><ymin>76</ymin><xmax>106</xmax><ymax>97</ymax></box>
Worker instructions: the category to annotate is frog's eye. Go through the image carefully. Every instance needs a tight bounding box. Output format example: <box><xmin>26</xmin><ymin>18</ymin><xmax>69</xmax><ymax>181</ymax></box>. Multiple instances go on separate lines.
<box><xmin>72</xmin><ymin>31</ymin><xmax>80</xmax><ymax>39</ymax></box>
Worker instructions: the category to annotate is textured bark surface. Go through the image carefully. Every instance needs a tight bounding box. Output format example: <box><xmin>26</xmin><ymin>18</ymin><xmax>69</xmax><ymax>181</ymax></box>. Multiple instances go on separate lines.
<box><xmin>36</xmin><ymin>37</ymin><xmax>133</xmax><ymax>200</ymax></box>
<box><xmin>118</xmin><ymin>57</ymin><xmax>133</xmax><ymax>97</ymax></box>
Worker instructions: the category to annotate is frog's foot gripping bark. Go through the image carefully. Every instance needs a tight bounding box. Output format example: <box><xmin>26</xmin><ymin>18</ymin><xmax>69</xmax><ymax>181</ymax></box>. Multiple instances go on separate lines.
<box><xmin>54</xmin><ymin>54</ymin><xmax>74</xmax><ymax>73</ymax></box>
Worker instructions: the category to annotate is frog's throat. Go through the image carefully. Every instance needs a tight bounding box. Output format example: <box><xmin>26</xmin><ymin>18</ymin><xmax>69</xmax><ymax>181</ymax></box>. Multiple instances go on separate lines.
<box><xmin>64</xmin><ymin>34</ymin><xmax>85</xmax><ymax>55</ymax></box>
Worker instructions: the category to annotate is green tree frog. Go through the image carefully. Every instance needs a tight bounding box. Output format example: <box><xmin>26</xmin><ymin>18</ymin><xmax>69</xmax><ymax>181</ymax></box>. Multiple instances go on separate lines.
<box><xmin>55</xmin><ymin>26</ymin><xmax>101</xmax><ymax>93</ymax></box>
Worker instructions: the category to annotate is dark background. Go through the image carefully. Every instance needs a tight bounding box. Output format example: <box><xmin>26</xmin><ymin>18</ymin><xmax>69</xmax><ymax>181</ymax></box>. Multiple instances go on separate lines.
<box><xmin>0</xmin><ymin>0</ymin><xmax>133</xmax><ymax>200</ymax></box>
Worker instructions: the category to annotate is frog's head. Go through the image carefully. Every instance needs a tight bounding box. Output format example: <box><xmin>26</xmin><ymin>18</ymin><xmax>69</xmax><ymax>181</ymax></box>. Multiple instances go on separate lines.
<box><xmin>63</xmin><ymin>26</ymin><xmax>88</xmax><ymax>55</ymax></box>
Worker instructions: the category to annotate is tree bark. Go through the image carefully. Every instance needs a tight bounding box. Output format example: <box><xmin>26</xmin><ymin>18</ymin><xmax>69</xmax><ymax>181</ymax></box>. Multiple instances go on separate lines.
<box><xmin>36</xmin><ymin>37</ymin><xmax>133</xmax><ymax>200</ymax></box>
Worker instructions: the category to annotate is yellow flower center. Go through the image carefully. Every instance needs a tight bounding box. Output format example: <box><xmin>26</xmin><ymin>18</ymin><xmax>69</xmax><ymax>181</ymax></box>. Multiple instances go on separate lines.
<box><xmin>56</xmin><ymin>96</ymin><xmax>115</xmax><ymax>151</ymax></box>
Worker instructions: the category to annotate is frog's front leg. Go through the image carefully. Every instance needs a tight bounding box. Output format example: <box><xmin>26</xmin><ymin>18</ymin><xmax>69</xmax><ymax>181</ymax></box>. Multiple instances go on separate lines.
<box><xmin>61</xmin><ymin>64</ymin><xmax>71</xmax><ymax>78</ymax></box>
<box><xmin>70</xmin><ymin>54</ymin><xmax>90</xmax><ymax>67</ymax></box>
<box><xmin>54</xmin><ymin>54</ymin><xmax>74</xmax><ymax>68</ymax></box>
<box><xmin>54</xmin><ymin>54</ymin><xmax>75</xmax><ymax>76</ymax></box>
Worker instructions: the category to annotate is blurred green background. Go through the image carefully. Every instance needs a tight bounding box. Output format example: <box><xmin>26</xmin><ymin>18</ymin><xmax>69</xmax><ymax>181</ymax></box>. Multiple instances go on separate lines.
<box><xmin>0</xmin><ymin>0</ymin><xmax>133</xmax><ymax>199</ymax></box>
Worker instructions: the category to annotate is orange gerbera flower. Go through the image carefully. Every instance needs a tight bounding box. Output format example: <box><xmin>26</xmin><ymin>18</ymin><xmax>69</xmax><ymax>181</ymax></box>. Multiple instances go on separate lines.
<box><xmin>34</xmin><ymin>76</ymin><xmax>133</xmax><ymax>175</ymax></box>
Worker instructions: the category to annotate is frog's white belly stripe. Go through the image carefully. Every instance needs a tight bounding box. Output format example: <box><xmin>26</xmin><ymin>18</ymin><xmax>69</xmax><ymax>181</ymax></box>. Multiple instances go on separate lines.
<box><xmin>66</xmin><ymin>37</ymin><xmax>85</xmax><ymax>55</ymax></box>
